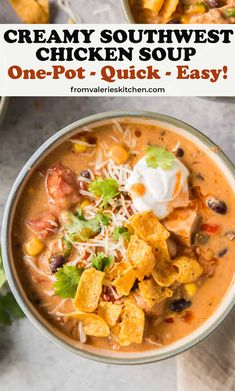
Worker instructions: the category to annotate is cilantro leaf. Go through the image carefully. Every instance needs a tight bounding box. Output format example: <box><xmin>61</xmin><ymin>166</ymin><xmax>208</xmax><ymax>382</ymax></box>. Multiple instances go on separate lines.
<box><xmin>62</xmin><ymin>237</ymin><xmax>72</xmax><ymax>257</ymax></box>
<box><xmin>194</xmin><ymin>1</ymin><xmax>209</xmax><ymax>10</ymax></box>
<box><xmin>54</xmin><ymin>265</ymin><xmax>84</xmax><ymax>298</ymax></box>
<box><xmin>0</xmin><ymin>292</ymin><xmax>25</xmax><ymax>327</ymax></box>
<box><xmin>146</xmin><ymin>145</ymin><xmax>174</xmax><ymax>170</ymax></box>
<box><xmin>113</xmin><ymin>226</ymin><xmax>131</xmax><ymax>242</ymax></box>
<box><xmin>0</xmin><ymin>247</ymin><xmax>6</xmax><ymax>289</ymax></box>
<box><xmin>96</xmin><ymin>212</ymin><xmax>111</xmax><ymax>227</ymax></box>
<box><xmin>63</xmin><ymin>211</ymin><xmax>101</xmax><ymax>242</ymax></box>
<box><xmin>91</xmin><ymin>252</ymin><xmax>113</xmax><ymax>272</ymax></box>
<box><xmin>225</xmin><ymin>8</ymin><xmax>235</xmax><ymax>16</ymax></box>
<box><xmin>89</xmin><ymin>178</ymin><xmax>119</xmax><ymax>206</ymax></box>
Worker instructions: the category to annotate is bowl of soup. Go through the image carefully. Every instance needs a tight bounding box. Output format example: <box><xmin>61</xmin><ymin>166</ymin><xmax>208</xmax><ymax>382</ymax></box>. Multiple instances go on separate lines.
<box><xmin>122</xmin><ymin>0</ymin><xmax>235</xmax><ymax>24</ymax></box>
<box><xmin>1</xmin><ymin>111</ymin><xmax>235</xmax><ymax>364</ymax></box>
<box><xmin>0</xmin><ymin>97</ymin><xmax>9</xmax><ymax>126</ymax></box>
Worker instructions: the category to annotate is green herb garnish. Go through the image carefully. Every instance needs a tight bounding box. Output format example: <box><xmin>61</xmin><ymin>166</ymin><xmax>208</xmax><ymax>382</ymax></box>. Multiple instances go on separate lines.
<box><xmin>146</xmin><ymin>145</ymin><xmax>174</xmax><ymax>170</ymax></box>
<box><xmin>113</xmin><ymin>226</ymin><xmax>131</xmax><ymax>242</ymax></box>
<box><xmin>54</xmin><ymin>265</ymin><xmax>84</xmax><ymax>298</ymax></box>
<box><xmin>89</xmin><ymin>178</ymin><xmax>119</xmax><ymax>207</ymax></box>
<box><xmin>91</xmin><ymin>252</ymin><xmax>113</xmax><ymax>272</ymax></box>
<box><xmin>62</xmin><ymin>238</ymin><xmax>72</xmax><ymax>257</ymax></box>
<box><xmin>63</xmin><ymin>211</ymin><xmax>100</xmax><ymax>242</ymax></box>
<box><xmin>0</xmin><ymin>292</ymin><xmax>25</xmax><ymax>326</ymax></box>
<box><xmin>195</xmin><ymin>1</ymin><xmax>209</xmax><ymax>9</ymax></box>
<box><xmin>96</xmin><ymin>212</ymin><xmax>111</xmax><ymax>227</ymax></box>
<box><xmin>225</xmin><ymin>8</ymin><xmax>235</xmax><ymax>17</ymax></box>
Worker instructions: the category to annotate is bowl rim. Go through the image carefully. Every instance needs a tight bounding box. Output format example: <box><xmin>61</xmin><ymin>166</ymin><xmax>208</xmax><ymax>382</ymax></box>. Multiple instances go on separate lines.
<box><xmin>121</xmin><ymin>0</ymin><xmax>135</xmax><ymax>23</ymax></box>
<box><xmin>1</xmin><ymin>110</ymin><xmax>235</xmax><ymax>365</ymax></box>
<box><xmin>0</xmin><ymin>97</ymin><xmax>9</xmax><ymax>127</ymax></box>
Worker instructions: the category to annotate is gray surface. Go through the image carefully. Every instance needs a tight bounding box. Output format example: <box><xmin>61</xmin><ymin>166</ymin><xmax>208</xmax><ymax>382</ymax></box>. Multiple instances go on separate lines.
<box><xmin>0</xmin><ymin>0</ymin><xmax>124</xmax><ymax>24</ymax></box>
<box><xmin>0</xmin><ymin>96</ymin><xmax>234</xmax><ymax>391</ymax></box>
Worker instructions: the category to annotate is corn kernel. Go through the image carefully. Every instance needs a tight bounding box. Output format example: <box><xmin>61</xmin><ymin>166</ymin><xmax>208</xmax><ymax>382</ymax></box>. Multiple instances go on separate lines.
<box><xmin>73</xmin><ymin>143</ymin><xmax>87</xmax><ymax>153</ymax></box>
<box><xmin>25</xmin><ymin>237</ymin><xmax>44</xmax><ymax>256</ymax></box>
<box><xmin>181</xmin><ymin>15</ymin><xmax>190</xmax><ymax>23</ymax></box>
<box><xmin>185</xmin><ymin>283</ymin><xmax>197</xmax><ymax>297</ymax></box>
<box><xmin>73</xmin><ymin>136</ymin><xmax>87</xmax><ymax>153</ymax></box>
<box><xmin>80</xmin><ymin>199</ymin><xmax>92</xmax><ymax>208</ymax></box>
<box><xmin>109</xmin><ymin>145</ymin><xmax>129</xmax><ymax>165</ymax></box>
<box><xmin>187</xmin><ymin>3</ymin><xmax>207</xmax><ymax>15</ymax></box>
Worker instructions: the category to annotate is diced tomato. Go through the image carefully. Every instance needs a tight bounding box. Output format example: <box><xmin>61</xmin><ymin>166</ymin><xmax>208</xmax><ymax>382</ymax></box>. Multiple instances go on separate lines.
<box><xmin>127</xmin><ymin>205</ymin><xmax>134</xmax><ymax>216</ymax></box>
<box><xmin>26</xmin><ymin>214</ymin><xmax>58</xmax><ymax>239</ymax></box>
<box><xmin>101</xmin><ymin>286</ymin><xmax>116</xmax><ymax>303</ymax></box>
<box><xmin>182</xmin><ymin>310</ymin><xmax>194</xmax><ymax>323</ymax></box>
<box><xmin>46</xmin><ymin>163</ymin><xmax>80</xmax><ymax>208</ymax></box>
<box><xmin>82</xmin><ymin>251</ymin><xmax>90</xmax><ymax>261</ymax></box>
<box><xmin>201</xmin><ymin>223</ymin><xmax>219</xmax><ymax>234</ymax></box>
<box><xmin>164</xmin><ymin>317</ymin><xmax>174</xmax><ymax>324</ymax></box>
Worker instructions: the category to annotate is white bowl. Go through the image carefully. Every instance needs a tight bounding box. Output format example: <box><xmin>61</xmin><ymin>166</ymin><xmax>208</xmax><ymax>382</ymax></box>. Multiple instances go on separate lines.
<box><xmin>121</xmin><ymin>0</ymin><xmax>135</xmax><ymax>23</ymax></box>
<box><xmin>1</xmin><ymin>111</ymin><xmax>235</xmax><ymax>364</ymax></box>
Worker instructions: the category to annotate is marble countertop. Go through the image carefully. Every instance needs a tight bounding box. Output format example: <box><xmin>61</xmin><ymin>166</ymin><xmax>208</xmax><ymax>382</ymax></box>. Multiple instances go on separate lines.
<box><xmin>0</xmin><ymin>0</ymin><xmax>125</xmax><ymax>24</ymax></box>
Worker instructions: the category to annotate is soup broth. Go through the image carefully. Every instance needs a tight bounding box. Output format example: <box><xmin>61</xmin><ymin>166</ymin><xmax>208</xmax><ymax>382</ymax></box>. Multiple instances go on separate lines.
<box><xmin>12</xmin><ymin>118</ymin><xmax>235</xmax><ymax>352</ymax></box>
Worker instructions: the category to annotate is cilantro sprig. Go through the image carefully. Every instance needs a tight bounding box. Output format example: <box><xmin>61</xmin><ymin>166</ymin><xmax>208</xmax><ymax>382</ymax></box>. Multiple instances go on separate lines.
<box><xmin>225</xmin><ymin>8</ymin><xmax>235</xmax><ymax>17</ymax></box>
<box><xmin>146</xmin><ymin>145</ymin><xmax>174</xmax><ymax>170</ymax></box>
<box><xmin>91</xmin><ymin>252</ymin><xmax>113</xmax><ymax>272</ymax></box>
<box><xmin>63</xmin><ymin>210</ymin><xmax>101</xmax><ymax>242</ymax></box>
<box><xmin>113</xmin><ymin>226</ymin><xmax>131</xmax><ymax>242</ymax></box>
<box><xmin>62</xmin><ymin>238</ymin><xmax>72</xmax><ymax>257</ymax></box>
<box><xmin>63</xmin><ymin>209</ymin><xmax>111</xmax><ymax>244</ymax></box>
<box><xmin>89</xmin><ymin>178</ymin><xmax>119</xmax><ymax>207</ymax></box>
<box><xmin>95</xmin><ymin>212</ymin><xmax>111</xmax><ymax>227</ymax></box>
<box><xmin>54</xmin><ymin>265</ymin><xmax>84</xmax><ymax>298</ymax></box>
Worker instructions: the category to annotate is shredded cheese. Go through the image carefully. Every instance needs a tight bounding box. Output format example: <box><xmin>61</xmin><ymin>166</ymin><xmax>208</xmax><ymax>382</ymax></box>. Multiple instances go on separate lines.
<box><xmin>27</xmin><ymin>119</ymin><xmax>141</xmax><ymax>316</ymax></box>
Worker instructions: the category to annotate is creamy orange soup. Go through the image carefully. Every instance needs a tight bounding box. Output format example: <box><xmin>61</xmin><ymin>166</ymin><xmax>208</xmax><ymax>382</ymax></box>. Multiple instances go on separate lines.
<box><xmin>12</xmin><ymin>118</ymin><xmax>235</xmax><ymax>352</ymax></box>
<box><xmin>129</xmin><ymin>0</ymin><xmax>235</xmax><ymax>24</ymax></box>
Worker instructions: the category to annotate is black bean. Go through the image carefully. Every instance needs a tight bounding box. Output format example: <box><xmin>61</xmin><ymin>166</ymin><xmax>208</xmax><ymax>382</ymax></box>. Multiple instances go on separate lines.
<box><xmin>87</xmin><ymin>135</ymin><xmax>97</xmax><ymax>145</ymax></box>
<box><xmin>80</xmin><ymin>170</ymin><xmax>91</xmax><ymax>179</ymax></box>
<box><xmin>167</xmin><ymin>19</ymin><xmax>181</xmax><ymax>24</ymax></box>
<box><xmin>207</xmin><ymin>0</ymin><xmax>221</xmax><ymax>8</ymax></box>
<box><xmin>50</xmin><ymin>255</ymin><xmax>65</xmax><ymax>273</ymax></box>
<box><xmin>175</xmin><ymin>147</ymin><xmax>184</xmax><ymax>157</ymax></box>
<box><xmin>169</xmin><ymin>299</ymin><xmax>192</xmax><ymax>312</ymax></box>
<box><xmin>218</xmin><ymin>248</ymin><xmax>228</xmax><ymax>257</ymax></box>
<box><xmin>206</xmin><ymin>198</ymin><xmax>227</xmax><ymax>215</ymax></box>
<box><xmin>224</xmin><ymin>231</ymin><xmax>235</xmax><ymax>241</ymax></box>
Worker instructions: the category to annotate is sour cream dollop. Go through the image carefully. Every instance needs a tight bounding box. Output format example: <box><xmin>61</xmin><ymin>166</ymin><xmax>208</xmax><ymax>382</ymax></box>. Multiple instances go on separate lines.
<box><xmin>126</xmin><ymin>156</ymin><xmax>189</xmax><ymax>219</ymax></box>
